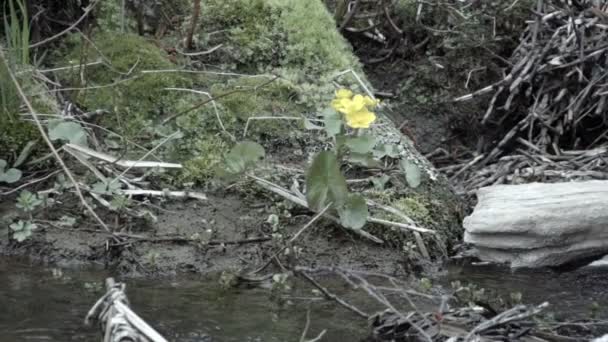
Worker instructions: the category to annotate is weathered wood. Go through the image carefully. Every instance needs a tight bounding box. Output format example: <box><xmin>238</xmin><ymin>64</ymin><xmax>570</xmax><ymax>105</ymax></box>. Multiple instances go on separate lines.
<box><xmin>464</xmin><ymin>180</ymin><xmax>608</xmax><ymax>268</ymax></box>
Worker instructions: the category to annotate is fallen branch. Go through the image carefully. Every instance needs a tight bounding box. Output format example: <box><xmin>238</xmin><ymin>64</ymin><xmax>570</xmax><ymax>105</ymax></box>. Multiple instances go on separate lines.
<box><xmin>64</xmin><ymin>144</ymin><xmax>182</xmax><ymax>169</ymax></box>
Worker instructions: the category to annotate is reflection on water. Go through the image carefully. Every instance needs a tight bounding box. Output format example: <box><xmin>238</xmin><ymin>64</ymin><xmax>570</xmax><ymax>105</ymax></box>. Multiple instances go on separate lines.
<box><xmin>443</xmin><ymin>262</ymin><xmax>608</xmax><ymax>319</ymax></box>
<box><xmin>4</xmin><ymin>257</ymin><xmax>608</xmax><ymax>341</ymax></box>
<box><xmin>0</xmin><ymin>258</ymin><xmax>367</xmax><ymax>341</ymax></box>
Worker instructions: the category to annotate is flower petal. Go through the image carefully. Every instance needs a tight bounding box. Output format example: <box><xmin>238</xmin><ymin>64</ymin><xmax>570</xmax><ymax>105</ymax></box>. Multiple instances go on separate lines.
<box><xmin>331</xmin><ymin>98</ymin><xmax>350</xmax><ymax>114</ymax></box>
<box><xmin>363</xmin><ymin>95</ymin><xmax>379</xmax><ymax>108</ymax></box>
<box><xmin>335</xmin><ymin>89</ymin><xmax>353</xmax><ymax>99</ymax></box>
<box><xmin>348</xmin><ymin>95</ymin><xmax>366</xmax><ymax>112</ymax></box>
<box><xmin>345</xmin><ymin>109</ymin><xmax>376</xmax><ymax>129</ymax></box>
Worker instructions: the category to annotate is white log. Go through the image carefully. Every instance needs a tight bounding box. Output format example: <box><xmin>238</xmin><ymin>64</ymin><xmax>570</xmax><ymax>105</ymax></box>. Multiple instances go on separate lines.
<box><xmin>464</xmin><ymin>180</ymin><xmax>608</xmax><ymax>268</ymax></box>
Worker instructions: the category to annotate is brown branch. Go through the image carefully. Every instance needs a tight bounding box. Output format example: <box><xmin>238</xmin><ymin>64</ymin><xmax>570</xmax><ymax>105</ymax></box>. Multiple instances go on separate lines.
<box><xmin>185</xmin><ymin>0</ymin><xmax>201</xmax><ymax>50</ymax></box>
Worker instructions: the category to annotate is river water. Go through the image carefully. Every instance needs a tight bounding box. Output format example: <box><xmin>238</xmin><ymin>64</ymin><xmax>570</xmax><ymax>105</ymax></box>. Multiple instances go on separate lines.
<box><xmin>2</xmin><ymin>258</ymin><xmax>608</xmax><ymax>341</ymax></box>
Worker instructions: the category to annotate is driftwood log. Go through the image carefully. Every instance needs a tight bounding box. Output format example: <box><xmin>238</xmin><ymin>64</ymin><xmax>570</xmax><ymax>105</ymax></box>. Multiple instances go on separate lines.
<box><xmin>464</xmin><ymin>180</ymin><xmax>608</xmax><ymax>268</ymax></box>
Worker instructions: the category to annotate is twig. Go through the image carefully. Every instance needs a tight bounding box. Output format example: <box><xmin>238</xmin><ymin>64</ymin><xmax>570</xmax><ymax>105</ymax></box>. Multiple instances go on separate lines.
<box><xmin>64</xmin><ymin>144</ymin><xmax>182</xmax><ymax>169</ymax></box>
<box><xmin>161</xmin><ymin>75</ymin><xmax>279</xmax><ymax>124</ymax></box>
<box><xmin>296</xmin><ymin>270</ymin><xmax>369</xmax><ymax>319</ymax></box>
<box><xmin>29</xmin><ymin>1</ymin><xmax>99</xmax><ymax>48</ymax></box>
<box><xmin>0</xmin><ymin>49</ymin><xmax>115</xmax><ymax>236</ymax></box>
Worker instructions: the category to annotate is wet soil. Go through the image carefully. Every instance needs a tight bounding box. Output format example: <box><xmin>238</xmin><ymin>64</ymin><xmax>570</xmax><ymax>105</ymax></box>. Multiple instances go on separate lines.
<box><xmin>0</xmin><ymin>190</ymin><xmax>408</xmax><ymax>277</ymax></box>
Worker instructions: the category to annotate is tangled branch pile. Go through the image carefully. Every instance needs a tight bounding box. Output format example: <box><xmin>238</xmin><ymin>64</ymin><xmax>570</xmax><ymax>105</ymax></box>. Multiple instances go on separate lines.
<box><xmin>448</xmin><ymin>0</ymin><xmax>608</xmax><ymax>192</ymax></box>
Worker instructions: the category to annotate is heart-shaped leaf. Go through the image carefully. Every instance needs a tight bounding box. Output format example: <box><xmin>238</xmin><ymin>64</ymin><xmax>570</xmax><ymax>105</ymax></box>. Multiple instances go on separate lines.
<box><xmin>338</xmin><ymin>194</ymin><xmax>368</xmax><ymax>229</ymax></box>
<box><xmin>224</xmin><ymin>141</ymin><xmax>265</xmax><ymax>175</ymax></box>
<box><xmin>322</xmin><ymin>108</ymin><xmax>342</xmax><ymax>137</ymax></box>
<box><xmin>345</xmin><ymin>135</ymin><xmax>375</xmax><ymax>154</ymax></box>
<box><xmin>306</xmin><ymin>151</ymin><xmax>348</xmax><ymax>211</ymax></box>
<box><xmin>400</xmin><ymin>158</ymin><xmax>422</xmax><ymax>188</ymax></box>
<box><xmin>48</xmin><ymin>121</ymin><xmax>88</xmax><ymax>146</ymax></box>
<box><xmin>373</xmin><ymin>144</ymin><xmax>400</xmax><ymax>158</ymax></box>
<box><xmin>371</xmin><ymin>175</ymin><xmax>390</xmax><ymax>190</ymax></box>
<box><xmin>0</xmin><ymin>168</ymin><xmax>22</xmax><ymax>183</ymax></box>
<box><xmin>348</xmin><ymin>152</ymin><xmax>380</xmax><ymax>168</ymax></box>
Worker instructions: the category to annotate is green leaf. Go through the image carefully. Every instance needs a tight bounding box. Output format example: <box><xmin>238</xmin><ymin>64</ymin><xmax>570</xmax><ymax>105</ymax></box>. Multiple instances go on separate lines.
<box><xmin>16</xmin><ymin>190</ymin><xmax>42</xmax><ymax>212</ymax></box>
<box><xmin>9</xmin><ymin>220</ymin><xmax>24</xmax><ymax>232</ymax></box>
<box><xmin>345</xmin><ymin>135</ymin><xmax>375</xmax><ymax>154</ymax></box>
<box><xmin>400</xmin><ymin>159</ymin><xmax>422</xmax><ymax>188</ymax></box>
<box><xmin>12</xmin><ymin>231</ymin><xmax>29</xmax><ymax>242</ymax></box>
<box><xmin>48</xmin><ymin>121</ymin><xmax>88</xmax><ymax>146</ymax></box>
<box><xmin>14</xmin><ymin>140</ymin><xmax>36</xmax><ymax>167</ymax></box>
<box><xmin>371</xmin><ymin>175</ymin><xmax>391</xmax><ymax>190</ymax></box>
<box><xmin>224</xmin><ymin>141</ymin><xmax>265</xmax><ymax>175</ymax></box>
<box><xmin>306</xmin><ymin>151</ymin><xmax>348</xmax><ymax>211</ymax></box>
<box><xmin>348</xmin><ymin>152</ymin><xmax>380</xmax><ymax>168</ymax></box>
<box><xmin>373</xmin><ymin>144</ymin><xmax>400</xmax><ymax>158</ymax></box>
<box><xmin>338</xmin><ymin>194</ymin><xmax>368</xmax><ymax>229</ymax></box>
<box><xmin>322</xmin><ymin>108</ymin><xmax>342</xmax><ymax>137</ymax></box>
<box><xmin>10</xmin><ymin>220</ymin><xmax>37</xmax><ymax>242</ymax></box>
<box><xmin>0</xmin><ymin>159</ymin><xmax>7</xmax><ymax>172</ymax></box>
<box><xmin>0</xmin><ymin>167</ymin><xmax>22</xmax><ymax>183</ymax></box>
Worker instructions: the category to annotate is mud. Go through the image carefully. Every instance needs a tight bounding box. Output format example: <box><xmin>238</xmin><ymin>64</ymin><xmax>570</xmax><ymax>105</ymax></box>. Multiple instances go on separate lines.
<box><xmin>0</xmin><ymin>190</ymin><xmax>409</xmax><ymax>277</ymax></box>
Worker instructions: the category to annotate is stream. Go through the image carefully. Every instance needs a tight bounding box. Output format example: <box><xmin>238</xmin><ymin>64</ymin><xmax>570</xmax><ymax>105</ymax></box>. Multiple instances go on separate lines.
<box><xmin>2</xmin><ymin>258</ymin><xmax>608</xmax><ymax>341</ymax></box>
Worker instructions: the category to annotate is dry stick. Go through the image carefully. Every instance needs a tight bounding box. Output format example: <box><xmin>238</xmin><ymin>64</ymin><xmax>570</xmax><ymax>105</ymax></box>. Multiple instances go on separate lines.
<box><xmin>296</xmin><ymin>270</ymin><xmax>369</xmax><ymax>319</ymax></box>
<box><xmin>345</xmin><ymin>271</ymin><xmax>434</xmax><ymax>342</ymax></box>
<box><xmin>339</xmin><ymin>0</ymin><xmax>360</xmax><ymax>31</ymax></box>
<box><xmin>299</xmin><ymin>309</ymin><xmax>327</xmax><ymax>342</ymax></box>
<box><xmin>161</xmin><ymin>75</ymin><xmax>279</xmax><ymax>125</ymax></box>
<box><xmin>29</xmin><ymin>1</ymin><xmax>99</xmax><ymax>48</ymax></box>
<box><xmin>253</xmin><ymin>203</ymin><xmax>332</xmax><ymax>274</ymax></box>
<box><xmin>0</xmin><ymin>51</ymin><xmax>115</xmax><ymax>236</ymax></box>
<box><xmin>250</xmin><ymin>175</ymin><xmax>384</xmax><ymax>243</ymax></box>
<box><xmin>0</xmin><ymin>169</ymin><xmax>62</xmax><ymax>196</ymax></box>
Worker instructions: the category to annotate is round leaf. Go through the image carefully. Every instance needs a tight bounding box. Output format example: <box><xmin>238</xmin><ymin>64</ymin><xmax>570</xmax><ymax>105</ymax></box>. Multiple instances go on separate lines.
<box><xmin>338</xmin><ymin>194</ymin><xmax>368</xmax><ymax>229</ymax></box>
<box><xmin>224</xmin><ymin>141</ymin><xmax>265</xmax><ymax>175</ymax></box>
<box><xmin>306</xmin><ymin>151</ymin><xmax>348</xmax><ymax>211</ymax></box>
<box><xmin>0</xmin><ymin>168</ymin><xmax>22</xmax><ymax>183</ymax></box>
<box><xmin>322</xmin><ymin>108</ymin><xmax>342</xmax><ymax>137</ymax></box>
<box><xmin>345</xmin><ymin>135</ymin><xmax>375</xmax><ymax>154</ymax></box>
<box><xmin>48</xmin><ymin>121</ymin><xmax>88</xmax><ymax>146</ymax></box>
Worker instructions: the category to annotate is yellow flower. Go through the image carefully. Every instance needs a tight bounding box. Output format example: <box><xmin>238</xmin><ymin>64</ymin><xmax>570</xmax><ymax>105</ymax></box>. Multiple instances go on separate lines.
<box><xmin>335</xmin><ymin>88</ymin><xmax>353</xmax><ymax>99</ymax></box>
<box><xmin>363</xmin><ymin>95</ymin><xmax>379</xmax><ymax>107</ymax></box>
<box><xmin>329</xmin><ymin>89</ymin><xmax>378</xmax><ymax>129</ymax></box>
<box><xmin>344</xmin><ymin>109</ymin><xmax>376</xmax><ymax>129</ymax></box>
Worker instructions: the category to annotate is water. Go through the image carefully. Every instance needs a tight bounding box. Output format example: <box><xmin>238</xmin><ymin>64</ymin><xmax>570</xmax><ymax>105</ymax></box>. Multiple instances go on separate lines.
<box><xmin>0</xmin><ymin>258</ymin><xmax>368</xmax><ymax>341</ymax></box>
<box><xmin>4</xmin><ymin>259</ymin><xmax>608</xmax><ymax>342</ymax></box>
<box><xmin>445</xmin><ymin>262</ymin><xmax>608</xmax><ymax>319</ymax></box>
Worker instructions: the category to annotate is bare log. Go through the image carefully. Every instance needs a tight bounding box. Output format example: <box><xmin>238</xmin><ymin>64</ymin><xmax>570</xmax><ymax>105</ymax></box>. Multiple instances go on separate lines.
<box><xmin>464</xmin><ymin>180</ymin><xmax>608</xmax><ymax>267</ymax></box>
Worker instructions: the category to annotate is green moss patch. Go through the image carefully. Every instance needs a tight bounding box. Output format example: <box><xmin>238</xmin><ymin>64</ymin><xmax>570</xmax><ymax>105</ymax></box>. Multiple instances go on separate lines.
<box><xmin>0</xmin><ymin>63</ymin><xmax>59</xmax><ymax>161</ymax></box>
<box><xmin>55</xmin><ymin>1</ymin><xmax>368</xmax><ymax>183</ymax></box>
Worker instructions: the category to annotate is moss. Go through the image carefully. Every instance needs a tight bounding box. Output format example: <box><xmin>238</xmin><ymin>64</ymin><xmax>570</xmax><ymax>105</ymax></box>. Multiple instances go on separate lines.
<box><xmin>209</xmin><ymin>76</ymin><xmax>303</xmax><ymax>136</ymax></box>
<box><xmin>180</xmin><ymin>135</ymin><xmax>230</xmax><ymax>182</ymax></box>
<box><xmin>201</xmin><ymin>0</ymin><xmax>365</xmax><ymax>109</ymax></box>
<box><xmin>52</xmin><ymin>1</ymin><xmax>368</xmax><ymax>184</ymax></box>
<box><xmin>0</xmin><ymin>63</ymin><xmax>59</xmax><ymax>161</ymax></box>
<box><xmin>63</xmin><ymin>32</ymin><xmax>193</xmax><ymax>139</ymax></box>
<box><xmin>392</xmin><ymin>195</ymin><xmax>432</xmax><ymax>225</ymax></box>
<box><xmin>365</xmin><ymin>174</ymin><xmax>463</xmax><ymax>254</ymax></box>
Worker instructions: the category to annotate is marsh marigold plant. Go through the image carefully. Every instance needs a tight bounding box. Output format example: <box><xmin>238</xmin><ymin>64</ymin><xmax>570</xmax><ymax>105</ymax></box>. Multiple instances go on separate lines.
<box><xmin>331</xmin><ymin>89</ymin><xmax>378</xmax><ymax>129</ymax></box>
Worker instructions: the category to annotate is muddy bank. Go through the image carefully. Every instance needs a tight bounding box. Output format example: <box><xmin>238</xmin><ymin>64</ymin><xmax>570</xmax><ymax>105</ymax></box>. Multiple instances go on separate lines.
<box><xmin>1</xmin><ymin>0</ymin><xmax>465</xmax><ymax>277</ymax></box>
<box><xmin>0</xmin><ymin>190</ymin><xmax>410</xmax><ymax>277</ymax></box>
